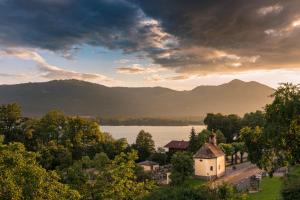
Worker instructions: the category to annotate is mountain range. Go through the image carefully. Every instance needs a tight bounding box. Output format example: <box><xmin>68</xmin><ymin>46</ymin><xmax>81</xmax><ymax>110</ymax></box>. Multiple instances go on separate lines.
<box><xmin>0</xmin><ymin>79</ymin><xmax>274</xmax><ymax>118</ymax></box>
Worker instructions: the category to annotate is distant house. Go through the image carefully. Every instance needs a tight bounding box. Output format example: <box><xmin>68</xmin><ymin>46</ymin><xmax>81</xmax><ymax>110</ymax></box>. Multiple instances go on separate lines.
<box><xmin>164</xmin><ymin>140</ymin><xmax>189</xmax><ymax>153</ymax></box>
<box><xmin>138</xmin><ymin>160</ymin><xmax>159</xmax><ymax>172</ymax></box>
<box><xmin>193</xmin><ymin>133</ymin><xmax>225</xmax><ymax>180</ymax></box>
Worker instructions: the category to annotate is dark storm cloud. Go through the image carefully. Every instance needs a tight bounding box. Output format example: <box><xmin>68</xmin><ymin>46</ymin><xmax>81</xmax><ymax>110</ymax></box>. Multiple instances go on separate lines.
<box><xmin>133</xmin><ymin>0</ymin><xmax>300</xmax><ymax>74</ymax></box>
<box><xmin>1</xmin><ymin>0</ymin><xmax>300</xmax><ymax>75</ymax></box>
<box><xmin>0</xmin><ymin>0</ymin><xmax>142</xmax><ymax>50</ymax></box>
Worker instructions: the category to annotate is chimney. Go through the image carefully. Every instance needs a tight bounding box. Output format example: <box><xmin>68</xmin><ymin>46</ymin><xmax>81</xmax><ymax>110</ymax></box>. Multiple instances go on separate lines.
<box><xmin>209</xmin><ymin>130</ymin><xmax>217</xmax><ymax>146</ymax></box>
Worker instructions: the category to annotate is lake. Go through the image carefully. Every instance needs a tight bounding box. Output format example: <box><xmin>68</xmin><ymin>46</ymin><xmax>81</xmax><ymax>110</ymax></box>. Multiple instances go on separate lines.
<box><xmin>101</xmin><ymin>125</ymin><xmax>206</xmax><ymax>148</ymax></box>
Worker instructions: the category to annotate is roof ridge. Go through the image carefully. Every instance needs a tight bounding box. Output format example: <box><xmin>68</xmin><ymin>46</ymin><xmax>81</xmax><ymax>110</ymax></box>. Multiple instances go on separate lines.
<box><xmin>193</xmin><ymin>142</ymin><xmax>224</xmax><ymax>159</ymax></box>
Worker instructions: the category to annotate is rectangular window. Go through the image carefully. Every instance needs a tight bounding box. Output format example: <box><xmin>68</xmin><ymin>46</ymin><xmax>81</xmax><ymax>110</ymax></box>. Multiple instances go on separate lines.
<box><xmin>210</xmin><ymin>166</ymin><xmax>213</xmax><ymax>171</ymax></box>
<box><xmin>219</xmin><ymin>165</ymin><xmax>220</xmax><ymax>170</ymax></box>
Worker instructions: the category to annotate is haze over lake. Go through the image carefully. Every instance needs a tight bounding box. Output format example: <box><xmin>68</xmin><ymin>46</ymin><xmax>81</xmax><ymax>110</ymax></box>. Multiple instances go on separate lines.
<box><xmin>101</xmin><ymin>125</ymin><xmax>206</xmax><ymax>148</ymax></box>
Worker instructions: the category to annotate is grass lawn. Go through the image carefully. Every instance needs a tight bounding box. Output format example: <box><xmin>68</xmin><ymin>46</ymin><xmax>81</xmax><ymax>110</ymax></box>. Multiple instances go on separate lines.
<box><xmin>184</xmin><ymin>178</ymin><xmax>207</xmax><ymax>187</ymax></box>
<box><xmin>249</xmin><ymin>177</ymin><xmax>283</xmax><ymax>200</ymax></box>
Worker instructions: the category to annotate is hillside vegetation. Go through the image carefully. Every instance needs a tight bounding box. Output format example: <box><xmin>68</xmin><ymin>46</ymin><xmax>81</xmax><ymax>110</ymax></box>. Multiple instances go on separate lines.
<box><xmin>0</xmin><ymin>79</ymin><xmax>274</xmax><ymax>118</ymax></box>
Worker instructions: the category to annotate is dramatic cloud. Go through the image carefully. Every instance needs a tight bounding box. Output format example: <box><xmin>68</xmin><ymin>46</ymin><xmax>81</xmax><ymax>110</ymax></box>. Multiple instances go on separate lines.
<box><xmin>257</xmin><ymin>4</ymin><xmax>283</xmax><ymax>16</ymax></box>
<box><xmin>1</xmin><ymin>0</ymin><xmax>300</xmax><ymax>77</ymax></box>
<box><xmin>265</xmin><ymin>17</ymin><xmax>300</xmax><ymax>37</ymax></box>
<box><xmin>116</xmin><ymin>64</ymin><xmax>165</xmax><ymax>74</ymax></box>
<box><xmin>135</xmin><ymin>0</ymin><xmax>300</xmax><ymax>74</ymax></box>
<box><xmin>0</xmin><ymin>48</ymin><xmax>112</xmax><ymax>82</ymax></box>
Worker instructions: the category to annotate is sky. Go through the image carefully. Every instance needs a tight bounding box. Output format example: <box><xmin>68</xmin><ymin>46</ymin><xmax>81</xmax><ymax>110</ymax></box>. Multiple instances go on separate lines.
<box><xmin>0</xmin><ymin>0</ymin><xmax>300</xmax><ymax>90</ymax></box>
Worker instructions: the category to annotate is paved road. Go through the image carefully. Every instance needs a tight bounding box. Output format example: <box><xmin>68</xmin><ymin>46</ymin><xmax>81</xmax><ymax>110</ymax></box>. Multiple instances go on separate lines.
<box><xmin>212</xmin><ymin>162</ymin><xmax>262</xmax><ymax>187</ymax></box>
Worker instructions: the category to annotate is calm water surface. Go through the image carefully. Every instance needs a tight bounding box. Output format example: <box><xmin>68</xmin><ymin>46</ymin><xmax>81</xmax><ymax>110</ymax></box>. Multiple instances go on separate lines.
<box><xmin>101</xmin><ymin>125</ymin><xmax>206</xmax><ymax>148</ymax></box>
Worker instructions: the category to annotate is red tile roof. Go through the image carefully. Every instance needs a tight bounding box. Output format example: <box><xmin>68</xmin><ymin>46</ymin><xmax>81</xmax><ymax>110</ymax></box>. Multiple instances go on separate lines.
<box><xmin>164</xmin><ymin>140</ymin><xmax>189</xmax><ymax>150</ymax></box>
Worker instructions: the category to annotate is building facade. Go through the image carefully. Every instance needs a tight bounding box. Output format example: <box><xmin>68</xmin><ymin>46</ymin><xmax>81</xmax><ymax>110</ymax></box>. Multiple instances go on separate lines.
<box><xmin>193</xmin><ymin>133</ymin><xmax>225</xmax><ymax>180</ymax></box>
<box><xmin>138</xmin><ymin>160</ymin><xmax>159</xmax><ymax>172</ymax></box>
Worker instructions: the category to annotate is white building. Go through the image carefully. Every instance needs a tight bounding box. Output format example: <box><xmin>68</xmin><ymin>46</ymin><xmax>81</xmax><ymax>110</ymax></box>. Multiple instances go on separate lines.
<box><xmin>138</xmin><ymin>160</ymin><xmax>159</xmax><ymax>172</ymax></box>
<box><xmin>193</xmin><ymin>133</ymin><xmax>225</xmax><ymax>180</ymax></box>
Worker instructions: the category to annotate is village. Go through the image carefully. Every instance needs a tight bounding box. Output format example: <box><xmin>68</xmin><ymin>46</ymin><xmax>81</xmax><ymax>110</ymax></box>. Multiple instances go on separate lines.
<box><xmin>138</xmin><ymin>131</ymin><xmax>287</xmax><ymax>193</ymax></box>
<box><xmin>1</xmin><ymin>83</ymin><xmax>300</xmax><ymax>200</ymax></box>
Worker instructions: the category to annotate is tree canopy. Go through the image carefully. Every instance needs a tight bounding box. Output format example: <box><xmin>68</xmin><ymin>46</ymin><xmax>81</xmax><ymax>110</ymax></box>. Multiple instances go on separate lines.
<box><xmin>0</xmin><ymin>142</ymin><xmax>80</xmax><ymax>200</ymax></box>
<box><xmin>94</xmin><ymin>151</ymin><xmax>155</xmax><ymax>200</ymax></box>
<box><xmin>134</xmin><ymin>130</ymin><xmax>155</xmax><ymax>161</ymax></box>
<box><xmin>204</xmin><ymin>113</ymin><xmax>242</xmax><ymax>142</ymax></box>
<box><xmin>188</xmin><ymin>129</ymin><xmax>226</xmax><ymax>154</ymax></box>
<box><xmin>240</xmin><ymin>83</ymin><xmax>300</xmax><ymax>175</ymax></box>
<box><xmin>170</xmin><ymin>152</ymin><xmax>194</xmax><ymax>185</ymax></box>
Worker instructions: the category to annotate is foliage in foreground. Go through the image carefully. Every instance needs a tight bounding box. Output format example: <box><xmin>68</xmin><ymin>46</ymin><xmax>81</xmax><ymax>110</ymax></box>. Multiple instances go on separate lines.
<box><xmin>0</xmin><ymin>141</ymin><xmax>80</xmax><ymax>200</ymax></box>
<box><xmin>170</xmin><ymin>151</ymin><xmax>194</xmax><ymax>186</ymax></box>
<box><xmin>0</xmin><ymin>104</ymin><xmax>157</xmax><ymax>200</ymax></box>
<box><xmin>94</xmin><ymin>151</ymin><xmax>156</xmax><ymax>200</ymax></box>
<box><xmin>240</xmin><ymin>83</ymin><xmax>300</xmax><ymax>175</ymax></box>
<box><xmin>143</xmin><ymin>183</ymin><xmax>248</xmax><ymax>200</ymax></box>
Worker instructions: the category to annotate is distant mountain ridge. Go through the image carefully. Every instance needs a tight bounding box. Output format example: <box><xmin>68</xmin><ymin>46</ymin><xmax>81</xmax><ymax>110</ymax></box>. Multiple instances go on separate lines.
<box><xmin>0</xmin><ymin>79</ymin><xmax>274</xmax><ymax>118</ymax></box>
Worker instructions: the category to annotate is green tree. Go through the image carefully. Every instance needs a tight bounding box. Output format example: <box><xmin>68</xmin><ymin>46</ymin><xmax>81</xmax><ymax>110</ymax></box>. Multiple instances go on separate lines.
<box><xmin>216</xmin><ymin>183</ymin><xmax>248</xmax><ymax>200</ymax></box>
<box><xmin>36</xmin><ymin>110</ymin><xmax>67</xmax><ymax>146</ymax></box>
<box><xmin>0</xmin><ymin>142</ymin><xmax>80</xmax><ymax>200</ymax></box>
<box><xmin>215</xmin><ymin>129</ymin><xmax>226</xmax><ymax>144</ymax></box>
<box><xmin>263</xmin><ymin>83</ymin><xmax>300</xmax><ymax>168</ymax></box>
<box><xmin>60</xmin><ymin>152</ymin><xmax>110</xmax><ymax>199</ymax></box>
<box><xmin>242</xmin><ymin>110</ymin><xmax>265</xmax><ymax>128</ymax></box>
<box><xmin>194</xmin><ymin>129</ymin><xmax>225</xmax><ymax>152</ymax></box>
<box><xmin>232</xmin><ymin>142</ymin><xmax>246</xmax><ymax>164</ymax></box>
<box><xmin>188</xmin><ymin>127</ymin><xmax>198</xmax><ymax>153</ymax></box>
<box><xmin>197</xmin><ymin>129</ymin><xmax>210</xmax><ymax>148</ymax></box>
<box><xmin>94</xmin><ymin>151</ymin><xmax>155</xmax><ymax>200</ymax></box>
<box><xmin>239</xmin><ymin>126</ymin><xmax>263</xmax><ymax>166</ymax></box>
<box><xmin>204</xmin><ymin>113</ymin><xmax>242</xmax><ymax>142</ymax></box>
<box><xmin>219</xmin><ymin>143</ymin><xmax>234</xmax><ymax>164</ymax></box>
<box><xmin>150</xmin><ymin>147</ymin><xmax>168</xmax><ymax>165</ymax></box>
<box><xmin>67</xmin><ymin>116</ymin><xmax>106</xmax><ymax>159</ymax></box>
<box><xmin>240</xmin><ymin>83</ymin><xmax>300</xmax><ymax>175</ymax></box>
<box><xmin>134</xmin><ymin>130</ymin><xmax>155</xmax><ymax>161</ymax></box>
<box><xmin>38</xmin><ymin>142</ymin><xmax>73</xmax><ymax>170</ymax></box>
<box><xmin>0</xmin><ymin>103</ymin><xmax>22</xmax><ymax>143</ymax></box>
<box><xmin>170</xmin><ymin>152</ymin><xmax>194</xmax><ymax>185</ymax></box>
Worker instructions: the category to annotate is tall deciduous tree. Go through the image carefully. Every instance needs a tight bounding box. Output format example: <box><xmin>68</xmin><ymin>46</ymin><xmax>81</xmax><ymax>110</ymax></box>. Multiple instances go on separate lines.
<box><xmin>134</xmin><ymin>130</ymin><xmax>155</xmax><ymax>161</ymax></box>
<box><xmin>262</xmin><ymin>83</ymin><xmax>300</xmax><ymax>173</ymax></box>
<box><xmin>170</xmin><ymin>152</ymin><xmax>194</xmax><ymax>185</ymax></box>
<box><xmin>204</xmin><ymin>113</ymin><xmax>241</xmax><ymax>142</ymax></box>
<box><xmin>232</xmin><ymin>142</ymin><xmax>246</xmax><ymax>164</ymax></box>
<box><xmin>240</xmin><ymin>83</ymin><xmax>300</xmax><ymax>175</ymax></box>
<box><xmin>219</xmin><ymin>143</ymin><xmax>234</xmax><ymax>164</ymax></box>
<box><xmin>239</xmin><ymin>126</ymin><xmax>263</xmax><ymax>166</ymax></box>
<box><xmin>0</xmin><ymin>103</ymin><xmax>22</xmax><ymax>143</ymax></box>
<box><xmin>36</xmin><ymin>110</ymin><xmax>67</xmax><ymax>145</ymax></box>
